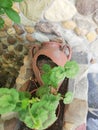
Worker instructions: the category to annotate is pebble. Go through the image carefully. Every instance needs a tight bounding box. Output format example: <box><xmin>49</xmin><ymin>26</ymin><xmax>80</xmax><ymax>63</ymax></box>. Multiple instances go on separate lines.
<box><xmin>74</xmin><ymin>27</ymin><xmax>88</xmax><ymax>36</ymax></box>
<box><xmin>13</xmin><ymin>24</ymin><xmax>25</xmax><ymax>35</ymax></box>
<box><xmin>35</xmin><ymin>21</ymin><xmax>61</xmax><ymax>36</ymax></box>
<box><xmin>7</xmin><ymin>36</ymin><xmax>17</xmax><ymax>44</ymax></box>
<box><xmin>4</xmin><ymin>17</ymin><xmax>13</xmax><ymax>28</ymax></box>
<box><xmin>25</xmin><ymin>26</ymin><xmax>35</xmax><ymax>33</ymax></box>
<box><xmin>32</xmin><ymin>32</ymin><xmax>49</xmax><ymax>42</ymax></box>
<box><xmin>7</xmin><ymin>28</ymin><xmax>16</xmax><ymax>35</ymax></box>
<box><xmin>62</xmin><ymin>21</ymin><xmax>76</xmax><ymax>30</ymax></box>
<box><xmin>16</xmin><ymin>35</ymin><xmax>25</xmax><ymax>42</ymax></box>
<box><xmin>1</xmin><ymin>38</ymin><xmax>8</xmax><ymax>45</ymax></box>
<box><xmin>8</xmin><ymin>45</ymin><xmax>15</xmax><ymax>52</ymax></box>
<box><xmin>26</xmin><ymin>34</ymin><xmax>36</xmax><ymax>42</ymax></box>
<box><xmin>86</xmin><ymin>31</ymin><xmax>97</xmax><ymax>42</ymax></box>
<box><xmin>0</xmin><ymin>31</ymin><xmax>7</xmax><ymax>38</ymax></box>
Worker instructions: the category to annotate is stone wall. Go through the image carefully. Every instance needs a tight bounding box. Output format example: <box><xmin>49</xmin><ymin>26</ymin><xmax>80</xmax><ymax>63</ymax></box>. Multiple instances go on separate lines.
<box><xmin>0</xmin><ymin>0</ymin><xmax>98</xmax><ymax>129</ymax></box>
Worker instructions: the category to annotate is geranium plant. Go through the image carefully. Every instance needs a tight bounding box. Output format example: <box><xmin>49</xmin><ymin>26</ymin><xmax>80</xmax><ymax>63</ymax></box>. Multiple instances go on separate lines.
<box><xmin>0</xmin><ymin>0</ymin><xmax>23</xmax><ymax>28</ymax></box>
<box><xmin>0</xmin><ymin>61</ymin><xmax>79</xmax><ymax>130</ymax></box>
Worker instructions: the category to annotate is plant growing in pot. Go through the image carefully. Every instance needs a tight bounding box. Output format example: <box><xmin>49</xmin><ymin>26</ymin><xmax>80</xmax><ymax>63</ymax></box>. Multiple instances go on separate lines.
<box><xmin>0</xmin><ymin>61</ymin><xmax>79</xmax><ymax>130</ymax></box>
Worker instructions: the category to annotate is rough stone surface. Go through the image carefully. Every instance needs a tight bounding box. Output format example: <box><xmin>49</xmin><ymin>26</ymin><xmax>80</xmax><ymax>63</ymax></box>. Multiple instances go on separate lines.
<box><xmin>4</xmin><ymin>17</ymin><xmax>13</xmax><ymax>28</ymax></box>
<box><xmin>19</xmin><ymin>0</ymin><xmax>52</xmax><ymax>22</ymax></box>
<box><xmin>75</xmin><ymin>0</ymin><xmax>96</xmax><ymax>16</ymax></box>
<box><xmin>75</xmin><ymin>123</ymin><xmax>86</xmax><ymax>130</ymax></box>
<box><xmin>63</xmin><ymin>98</ymin><xmax>88</xmax><ymax>130</ymax></box>
<box><xmin>4</xmin><ymin>118</ymin><xmax>18</xmax><ymax>130</ymax></box>
<box><xmin>32</xmin><ymin>32</ymin><xmax>49</xmax><ymax>42</ymax></box>
<box><xmin>74</xmin><ymin>27</ymin><xmax>88</xmax><ymax>36</ymax></box>
<box><xmin>13</xmin><ymin>24</ymin><xmax>25</xmax><ymax>35</ymax></box>
<box><xmin>74</xmin><ymin>14</ymin><xmax>97</xmax><ymax>31</ymax></box>
<box><xmin>0</xmin><ymin>31</ymin><xmax>7</xmax><ymax>38</ymax></box>
<box><xmin>63</xmin><ymin>30</ymin><xmax>89</xmax><ymax>52</ymax></box>
<box><xmin>7</xmin><ymin>36</ymin><xmax>17</xmax><ymax>44</ymax></box>
<box><xmin>93</xmin><ymin>10</ymin><xmax>98</xmax><ymax>25</ymax></box>
<box><xmin>90</xmin><ymin>39</ymin><xmax>98</xmax><ymax>57</ymax></box>
<box><xmin>25</xmin><ymin>26</ymin><xmax>35</xmax><ymax>33</ymax></box>
<box><xmin>71</xmin><ymin>52</ymin><xmax>88</xmax><ymax>64</ymax></box>
<box><xmin>1</xmin><ymin>112</ymin><xmax>18</xmax><ymax>121</ymax></box>
<box><xmin>26</xmin><ymin>34</ymin><xmax>36</xmax><ymax>42</ymax></box>
<box><xmin>87</xmin><ymin>118</ymin><xmax>98</xmax><ymax>130</ymax></box>
<box><xmin>45</xmin><ymin>0</ymin><xmax>77</xmax><ymax>22</ymax></box>
<box><xmin>7</xmin><ymin>28</ymin><xmax>16</xmax><ymax>35</ymax></box>
<box><xmin>16</xmin><ymin>55</ymin><xmax>32</xmax><ymax>91</ymax></box>
<box><xmin>35</xmin><ymin>21</ymin><xmax>61</xmax><ymax>36</ymax></box>
<box><xmin>88</xmin><ymin>73</ymin><xmax>98</xmax><ymax>109</ymax></box>
<box><xmin>74</xmin><ymin>73</ymin><xmax>88</xmax><ymax>100</ymax></box>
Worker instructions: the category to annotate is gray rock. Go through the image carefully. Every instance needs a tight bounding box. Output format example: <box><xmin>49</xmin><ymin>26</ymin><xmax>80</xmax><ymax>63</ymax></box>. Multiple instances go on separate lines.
<box><xmin>71</xmin><ymin>52</ymin><xmax>88</xmax><ymax>64</ymax></box>
<box><xmin>63</xmin><ymin>99</ymin><xmax>88</xmax><ymax>130</ymax></box>
<box><xmin>87</xmin><ymin>118</ymin><xmax>98</xmax><ymax>130</ymax></box>
<box><xmin>88</xmin><ymin>73</ymin><xmax>98</xmax><ymax>108</ymax></box>
<box><xmin>90</xmin><ymin>39</ymin><xmax>98</xmax><ymax>58</ymax></box>
<box><xmin>74</xmin><ymin>15</ymin><xmax>96</xmax><ymax>31</ymax></box>
<box><xmin>32</xmin><ymin>32</ymin><xmax>49</xmax><ymax>42</ymax></box>
<box><xmin>35</xmin><ymin>21</ymin><xmax>61</xmax><ymax>36</ymax></box>
<box><xmin>75</xmin><ymin>0</ymin><xmax>96</xmax><ymax>16</ymax></box>
<box><xmin>62</xmin><ymin>30</ymin><xmax>89</xmax><ymax>52</ymax></box>
<box><xmin>1</xmin><ymin>112</ymin><xmax>18</xmax><ymax>121</ymax></box>
<box><xmin>74</xmin><ymin>65</ymin><xmax>88</xmax><ymax>100</ymax></box>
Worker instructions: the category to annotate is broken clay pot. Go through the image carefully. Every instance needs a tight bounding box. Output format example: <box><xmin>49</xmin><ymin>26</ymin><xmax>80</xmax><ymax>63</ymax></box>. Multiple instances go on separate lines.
<box><xmin>31</xmin><ymin>42</ymin><xmax>72</xmax><ymax>86</ymax></box>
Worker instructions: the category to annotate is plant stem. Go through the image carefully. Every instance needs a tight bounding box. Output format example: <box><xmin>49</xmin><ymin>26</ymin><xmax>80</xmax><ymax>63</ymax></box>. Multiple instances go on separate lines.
<box><xmin>28</xmin><ymin>104</ymin><xmax>36</xmax><ymax>124</ymax></box>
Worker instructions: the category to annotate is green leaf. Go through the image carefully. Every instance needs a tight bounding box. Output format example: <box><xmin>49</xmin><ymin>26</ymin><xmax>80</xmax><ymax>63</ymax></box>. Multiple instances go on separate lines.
<box><xmin>0</xmin><ymin>8</ymin><xmax>5</xmax><ymax>14</ymax></box>
<box><xmin>64</xmin><ymin>61</ymin><xmax>79</xmax><ymax>78</ymax></box>
<box><xmin>0</xmin><ymin>88</ymin><xmax>19</xmax><ymax>114</ymax></box>
<box><xmin>36</xmin><ymin>86</ymin><xmax>50</xmax><ymax>98</ymax></box>
<box><xmin>4</xmin><ymin>8</ymin><xmax>20</xmax><ymax>23</ymax></box>
<box><xmin>21</xmin><ymin>98</ymin><xmax>29</xmax><ymax>109</ymax></box>
<box><xmin>42</xmin><ymin>72</ymin><xmax>50</xmax><ymax>85</ymax></box>
<box><xmin>14</xmin><ymin>91</ymin><xmax>31</xmax><ymax>111</ymax></box>
<box><xmin>42</xmin><ymin>64</ymin><xmax>51</xmax><ymax>72</ymax></box>
<box><xmin>19</xmin><ymin>91</ymin><xmax>31</xmax><ymax>100</ymax></box>
<box><xmin>12</xmin><ymin>0</ymin><xmax>23</xmax><ymax>2</ymax></box>
<box><xmin>0</xmin><ymin>0</ymin><xmax>13</xmax><ymax>8</ymax></box>
<box><xmin>63</xmin><ymin>91</ymin><xmax>73</xmax><ymax>104</ymax></box>
<box><xmin>0</xmin><ymin>17</ymin><xmax>4</xmax><ymax>29</ymax></box>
